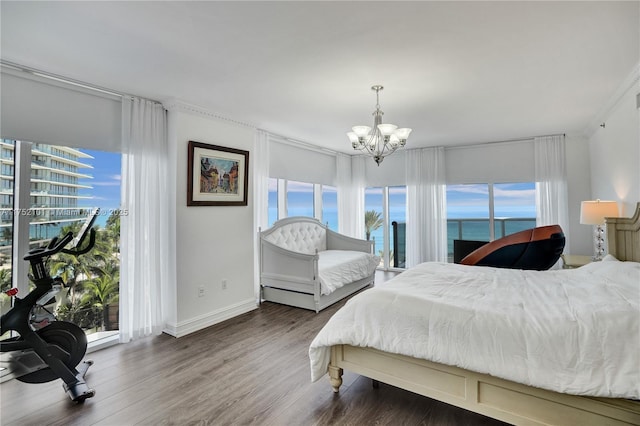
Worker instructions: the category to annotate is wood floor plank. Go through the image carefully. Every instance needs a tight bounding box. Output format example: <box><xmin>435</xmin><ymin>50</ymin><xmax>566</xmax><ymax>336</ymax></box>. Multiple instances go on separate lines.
<box><xmin>0</xmin><ymin>273</ymin><xmax>508</xmax><ymax>426</ymax></box>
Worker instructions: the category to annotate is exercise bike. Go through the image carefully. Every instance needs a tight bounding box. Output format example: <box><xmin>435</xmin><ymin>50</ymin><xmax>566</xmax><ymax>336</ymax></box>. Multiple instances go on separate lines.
<box><xmin>0</xmin><ymin>209</ymin><xmax>100</xmax><ymax>402</ymax></box>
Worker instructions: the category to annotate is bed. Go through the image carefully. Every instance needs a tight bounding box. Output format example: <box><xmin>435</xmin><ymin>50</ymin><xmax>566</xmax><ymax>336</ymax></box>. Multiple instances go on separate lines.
<box><xmin>259</xmin><ymin>216</ymin><xmax>379</xmax><ymax>313</ymax></box>
<box><xmin>310</xmin><ymin>203</ymin><xmax>640</xmax><ymax>425</ymax></box>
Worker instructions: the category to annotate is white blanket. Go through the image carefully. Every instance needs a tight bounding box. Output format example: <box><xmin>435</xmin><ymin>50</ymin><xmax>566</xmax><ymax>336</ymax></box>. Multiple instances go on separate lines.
<box><xmin>318</xmin><ymin>250</ymin><xmax>379</xmax><ymax>295</ymax></box>
<box><xmin>309</xmin><ymin>259</ymin><xmax>640</xmax><ymax>399</ymax></box>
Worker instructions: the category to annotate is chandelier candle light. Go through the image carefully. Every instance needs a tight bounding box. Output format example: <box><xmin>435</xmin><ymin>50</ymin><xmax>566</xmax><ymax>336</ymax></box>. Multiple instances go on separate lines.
<box><xmin>347</xmin><ymin>85</ymin><xmax>411</xmax><ymax>165</ymax></box>
<box><xmin>580</xmin><ymin>199</ymin><xmax>619</xmax><ymax>261</ymax></box>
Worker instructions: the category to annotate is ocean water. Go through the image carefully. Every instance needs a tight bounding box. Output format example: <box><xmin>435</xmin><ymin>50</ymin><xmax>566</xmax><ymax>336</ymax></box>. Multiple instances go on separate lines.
<box><xmin>368</xmin><ymin>218</ymin><xmax>536</xmax><ymax>260</ymax></box>
<box><xmin>267</xmin><ymin>205</ymin><xmax>535</xmax><ymax>262</ymax></box>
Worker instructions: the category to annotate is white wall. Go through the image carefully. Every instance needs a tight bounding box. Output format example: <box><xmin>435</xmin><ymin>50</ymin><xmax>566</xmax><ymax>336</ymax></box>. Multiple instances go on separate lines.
<box><xmin>588</xmin><ymin>77</ymin><xmax>640</xmax><ymax>218</ymax></box>
<box><xmin>564</xmin><ymin>133</ymin><xmax>593</xmax><ymax>255</ymax></box>
<box><xmin>165</xmin><ymin>101</ymin><xmax>257</xmax><ymax>337</ymax></box>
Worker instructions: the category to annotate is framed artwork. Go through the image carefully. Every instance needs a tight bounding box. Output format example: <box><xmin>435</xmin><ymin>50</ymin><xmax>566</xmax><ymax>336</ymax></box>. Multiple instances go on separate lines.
<box><xmin>187</xmin><ymin>141</ymin><xmax>249</xmax><ymax>206</ymax></box>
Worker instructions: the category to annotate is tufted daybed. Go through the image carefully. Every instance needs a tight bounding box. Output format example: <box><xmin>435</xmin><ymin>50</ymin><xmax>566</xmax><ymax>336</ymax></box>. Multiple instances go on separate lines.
<box><xmin>259</xmin><ymin>216</ymin><xmax>379</xmax><ymax>312</ymax></box>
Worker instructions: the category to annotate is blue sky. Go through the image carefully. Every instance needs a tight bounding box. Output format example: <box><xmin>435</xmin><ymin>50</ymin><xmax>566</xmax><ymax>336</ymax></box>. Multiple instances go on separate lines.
<box><xmin>446</xmin><ymin>183</ymin><xmax>536</xmax><ymax>218</ymax></box>
<box><xmin>77</xmin><ymin>150</ymin><xmax>122</xmax><ymax>222</ymax></box>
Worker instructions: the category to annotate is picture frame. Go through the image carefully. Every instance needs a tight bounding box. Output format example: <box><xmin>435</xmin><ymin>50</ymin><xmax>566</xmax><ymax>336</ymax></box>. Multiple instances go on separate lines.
<box><xmin>187</xmin><ymin>140</ymin><xmax>249</xmax><ymax>206</ymax></box>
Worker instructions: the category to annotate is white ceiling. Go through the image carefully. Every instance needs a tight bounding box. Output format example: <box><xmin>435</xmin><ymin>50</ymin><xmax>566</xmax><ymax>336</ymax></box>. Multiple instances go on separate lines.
<box><xmin>1</xmin><ymin>1</ymin><xmax>638</xmax><ymax>153</ymax></box>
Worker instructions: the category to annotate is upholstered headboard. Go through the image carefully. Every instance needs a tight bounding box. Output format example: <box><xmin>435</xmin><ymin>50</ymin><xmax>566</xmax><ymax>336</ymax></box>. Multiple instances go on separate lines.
<box><xmin>606</xmin><ymin>202</ymin><xmax>640</xmax><ymax>262</ymax></box>
<box><xmin>261</xmin><ymin>216</ymin><xmax>327</xmax><ymax>255</ymax></box>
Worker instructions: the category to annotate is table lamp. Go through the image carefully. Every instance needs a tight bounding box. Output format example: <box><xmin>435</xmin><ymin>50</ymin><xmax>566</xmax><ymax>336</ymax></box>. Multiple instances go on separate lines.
<box><xmin>580</xmin><ymin>200</ymin><xmax>619</xmax><ymax>260</ymax></box>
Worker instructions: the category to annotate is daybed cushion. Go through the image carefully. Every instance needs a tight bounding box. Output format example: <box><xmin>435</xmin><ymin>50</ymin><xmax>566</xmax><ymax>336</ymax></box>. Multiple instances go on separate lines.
<box><xmin>262</xmin><ymin>221</ymin><xmax>326</xmax><ymax>254</ymax></box>
<box><xmin>318</xmin><ymin>250</ymin><xmax>379</xmax><ymax>295</ymax></box>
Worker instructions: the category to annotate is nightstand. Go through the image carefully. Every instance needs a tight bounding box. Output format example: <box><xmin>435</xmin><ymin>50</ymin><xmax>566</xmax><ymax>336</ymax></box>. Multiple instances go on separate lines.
<box><xmin>561</xmin><ymin>254</ymin><xmax>592</xmax><ymax>269</ymax></box>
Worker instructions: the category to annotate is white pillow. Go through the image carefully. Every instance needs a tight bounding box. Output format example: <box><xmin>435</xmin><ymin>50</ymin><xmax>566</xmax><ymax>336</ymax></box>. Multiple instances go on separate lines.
<box><xmin>601</xmin><ymin>254</ymin><xmax>619</xmax><ymax>262</ymax></box>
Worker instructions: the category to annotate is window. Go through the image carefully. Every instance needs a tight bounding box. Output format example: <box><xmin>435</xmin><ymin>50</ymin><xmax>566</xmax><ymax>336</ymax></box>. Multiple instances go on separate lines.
<box><xmin>1</xmin><ymin>140</ymin><xmax>121</xmax><ymax>343</ymax></box>
<box><xmin>286</xmin><ymin>180</ymin><xmax>314</xmax><ymax>218</ymax></box>
<box><xmin>365</xmin><ymin>186</ymin><xmax>407</xmax><ymax>270</ymax></box>
<box><xmin>365</xmin><ymin>187</ymin><xmax>384</xmax><ymax>251</ymax></box>
<box><xmin>446</xmin><ymin>182</ymin><xmax>536</xmax><ymax>261</ymax></box>
<box><xmin>388</xmin><ymin>186</ymin><xmax>406</xmax><ymax>268</ymax></box>
<box><xmin>321</xmin><ymin>185</ymin><xmax>337</xmax><ymax>231</ymax></box>
<box><xmin>447</xmin><ymin>184</ymin><xmax>490</xmax><ymax>260</ymax></box>
<box><xmin>0</xmin><ymin>141</ymin><xmax>13</xmax><ymax>317</ymax></box>
<box><xmin>267</xmin><ymin>178</ymin><xmax>278</xmax><ymax>227</ymax></box>
<box><xmin>493</xmin><ymin>182</ymin><xmax>536</xmax><ymax>238</ymax></box>
<box><xmin>268</xmin><ymin>178</ymin><xmax>338</xmax><ymax>230</ymax></box>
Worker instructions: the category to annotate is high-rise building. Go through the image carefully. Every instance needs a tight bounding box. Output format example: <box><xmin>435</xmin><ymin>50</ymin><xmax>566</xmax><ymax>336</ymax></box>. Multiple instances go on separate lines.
<box><xmin>0</xmin><ymin>140</ymin><xmax>94</xmax><ymax>252</ymax></box>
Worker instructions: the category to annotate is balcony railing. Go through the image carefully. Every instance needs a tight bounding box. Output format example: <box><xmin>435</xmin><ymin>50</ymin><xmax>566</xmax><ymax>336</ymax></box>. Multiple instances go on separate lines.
<box><xmin>391</xmin><ymin>218</ymin><xmax>537</xmax><ymax>267</ymax></box>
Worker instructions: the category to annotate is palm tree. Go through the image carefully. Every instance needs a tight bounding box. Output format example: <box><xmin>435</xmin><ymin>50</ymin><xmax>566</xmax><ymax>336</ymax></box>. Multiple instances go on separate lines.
<box><xmin>52</xmin><ymin>213</ymin><xmax>121</xmax><ymax>330</ymax></box>
<box><xmin>81</xmin><ymin>270</ymin><xmax>119</xmax><ymax>331</ymax></box>
<box><xmin>0</xmin><ymin>268</ymin><xmax>12</xmax><ymax>314</ymax></box>
<box><xmin>105</xmin><ymin>211</ymin><xmax>121</xmax><ymax>253</ymax></box>
<box><xmin>364</xmin><ymin>210</ymin><xmax>384</xmax><ymax>241</ymax></box>
<box><xmin>1</xmin><ymin>226</ymin><xmax>12</xmax><ymax>246</ymax></box>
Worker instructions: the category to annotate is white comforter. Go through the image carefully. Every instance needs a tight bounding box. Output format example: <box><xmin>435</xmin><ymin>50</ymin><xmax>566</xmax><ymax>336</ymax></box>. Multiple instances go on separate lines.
<box><xmin>318</xmin><ymin>250</ymin><xmax>379</xmax><ymax>295</ymax></box>
<box><xmin>309</xmin><ymin>259</ymin><xmax>640</xmax><ymax>399</ymax></box>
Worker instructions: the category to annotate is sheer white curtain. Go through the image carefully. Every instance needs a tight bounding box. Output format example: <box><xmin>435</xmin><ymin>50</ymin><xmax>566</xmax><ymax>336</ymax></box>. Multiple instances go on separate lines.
<box><xmin>337</xmin><ymin>154</ymin><xmax>365</xmax><ymax>238</ymax></box>
<box><xmin>120</xmin><ymin>97</ymin><xmax>171</xmax><ymax>342</ymax></box>
<box><xmin>351</xmin><ymin>156</ymin><xmax>366</xmax><ymax>239</ymax></box>
<box><xmin>405</xmin><ymin>147</ymin><xmax>448</xmax><ymax>267</ymax></box>
<box><xmin>534</xmin><ymin>135</ymin><xmax>570</xmax><ymax>254</ymax></box>
<box><xmin>253</xmin><ymin>130</ymin><xmax>270</xmax><ymax>301</ymax></box>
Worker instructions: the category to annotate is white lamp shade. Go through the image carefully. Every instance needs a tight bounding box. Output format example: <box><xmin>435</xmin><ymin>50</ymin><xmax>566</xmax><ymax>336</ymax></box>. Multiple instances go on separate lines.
<box><xmin>352</xmin><ymin>126</ymin><xmax>371</xmax><ymax>138</ymax></box>
<box><xmin>580</xmin><ymin>200</ymin><xmax>619</xmax><ymax>225</ymax></box>
<box><xmin>346</xmin><ymin>132</ymin><xmax>359</xmax><ymax>144</ymax></box>
<box><xmin>377</xmin><ymin>123</ymin><xmax>398</xmax><ymax>136</ymax></box>
<box><xmin>394</xmin><ymin>127</ymin><xmax>412</xmax><ymax>140</ymax></box>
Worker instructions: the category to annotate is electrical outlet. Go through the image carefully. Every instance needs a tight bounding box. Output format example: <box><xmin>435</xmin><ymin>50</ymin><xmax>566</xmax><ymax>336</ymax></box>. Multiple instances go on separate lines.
<box><xmin>222</xmin><ymin>279</ymin><xmax>228</xmax><ymax>290</ymax></box>
<box><xmin>198</xmin><ymin>286</ymin><xmax>205</xmax><ymax>297</ymax></box>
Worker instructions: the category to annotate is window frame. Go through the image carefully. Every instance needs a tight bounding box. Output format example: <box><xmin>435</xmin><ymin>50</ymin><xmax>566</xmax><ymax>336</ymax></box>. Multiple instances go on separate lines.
<box><xmin>365</xmin><ymin>185</ymin><xmax>407</xmax><ymax>271</ymax></box>
<box><xmin>268</xmin><ymin>177</ymin><xmax>339</xmax><ymax>231</ymax></box>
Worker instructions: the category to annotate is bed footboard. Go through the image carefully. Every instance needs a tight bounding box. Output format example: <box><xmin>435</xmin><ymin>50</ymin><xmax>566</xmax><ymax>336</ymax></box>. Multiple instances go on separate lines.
<box><xmin>329</xmin><ymin>345</ymin><xmax>640</xmax><ymax>426</ymax></box>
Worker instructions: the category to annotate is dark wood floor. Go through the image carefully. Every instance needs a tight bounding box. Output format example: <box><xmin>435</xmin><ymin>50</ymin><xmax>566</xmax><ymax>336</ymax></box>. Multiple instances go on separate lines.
<box><xmin>1</xmin><ymin>273</ymin><xmax>509</xmax><ymax>426</ymax></box>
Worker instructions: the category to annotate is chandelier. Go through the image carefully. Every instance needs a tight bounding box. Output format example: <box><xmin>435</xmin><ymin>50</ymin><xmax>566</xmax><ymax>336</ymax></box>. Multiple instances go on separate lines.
<box><xmin>347</xmin><ymin>85</ymin><xmax>411</xmax><ymax>166</ymax></box>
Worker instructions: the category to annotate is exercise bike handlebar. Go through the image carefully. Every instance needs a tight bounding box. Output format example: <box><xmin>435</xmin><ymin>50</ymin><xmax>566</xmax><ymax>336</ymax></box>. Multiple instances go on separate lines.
<box><xmin>62</xmin><ymin>229</ymin><xmax>96</xmax><ymax>256</ymax></box>
<box><xmin>23</xmin><ymin>228</ymin><xmax>97</xmax><ymax>261</ymax></box>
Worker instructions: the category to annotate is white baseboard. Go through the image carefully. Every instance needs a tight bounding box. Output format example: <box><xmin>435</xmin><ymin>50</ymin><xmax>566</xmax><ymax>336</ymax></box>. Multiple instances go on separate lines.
<box><xmin>163</xmin><ymin>298</ymin><xmax>258</xmax><ymax>338</ymax></box>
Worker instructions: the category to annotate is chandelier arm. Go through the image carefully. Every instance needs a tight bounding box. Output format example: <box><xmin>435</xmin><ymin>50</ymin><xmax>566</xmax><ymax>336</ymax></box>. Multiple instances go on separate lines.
<box><xmin>347</xmin><ymin>85</ymin><xmax>410</xmax><ymax>165</ymax></box>
<box><xmin>377</xmin><ymin>144</ymin><xmax>397</xmax><ymax>160</ymax></box>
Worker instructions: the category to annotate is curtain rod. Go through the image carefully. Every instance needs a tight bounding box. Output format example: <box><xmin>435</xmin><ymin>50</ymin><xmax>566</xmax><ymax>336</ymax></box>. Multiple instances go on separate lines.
<box><xmin>1</xmin><ymin>60</ymin><xmax>163</xmax><ymax>105</ymax></box>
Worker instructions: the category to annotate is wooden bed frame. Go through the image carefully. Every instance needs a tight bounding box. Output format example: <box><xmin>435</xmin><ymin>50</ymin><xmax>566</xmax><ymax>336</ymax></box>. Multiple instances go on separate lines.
<box><xmin>328</xmin><ymin>202</ymin><xmax>640</xmax><ymax>426</ymax></box>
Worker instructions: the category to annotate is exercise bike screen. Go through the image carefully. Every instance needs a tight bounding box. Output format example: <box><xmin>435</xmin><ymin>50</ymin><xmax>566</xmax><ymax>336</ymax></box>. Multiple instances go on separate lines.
<box><xmin>70</xmin><ymin>208</ymin><xmax>100</xmax><ymax>249</ymax></box>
